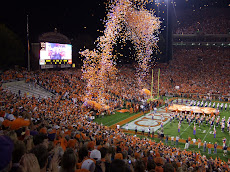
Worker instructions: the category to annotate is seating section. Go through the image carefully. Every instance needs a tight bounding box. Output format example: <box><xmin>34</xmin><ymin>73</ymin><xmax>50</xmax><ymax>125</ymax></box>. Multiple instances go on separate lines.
<box><xmin>2</xmin><ymin>80</ymin><xmax>54</xmax><ymax>99</ymax></box>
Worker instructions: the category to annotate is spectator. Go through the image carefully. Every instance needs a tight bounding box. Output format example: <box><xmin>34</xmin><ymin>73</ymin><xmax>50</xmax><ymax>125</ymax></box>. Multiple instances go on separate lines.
<box><xmin>33</xmin><ymin>133</ymin><xmax>49</xmax><ymax>149</ymax></box>
<box><xmin>60</xmin><ymin>148</ymin><xmax>77</xmax><ymax>172</ymax></box>
<box><xmin>19</xmin><ymin>153</ymin><xmax>40</xmax><ymax>172</ymax></box>
<box><xmin>134</xmin><ymin>159</ymin><xmax>145</xmax><ymax>172</ymax></box>
<box><xmin>110</xmin><ymin>159</ymin><xmax>127</xmax><ymax>172</ymax></box>
<box><xmin>81</xmin><ymin>159</ymin><xmax>96</xmax><ymax>172</ymax></box>
<box><xmin>147</xmin><ymin>159</ymin><xmax>155</xmax><ymax>172</ymax></box>
<box><xmin>30</xmin><ymin>145</ymin><xmax>49</xmax><ymax>172</ymax></box>
<box><xmin>0</xmin><ymin>135</ymin><xmax>14</xmax><ymax>172</ymax></box>
<box><xmin>100</xmin><ymin>147</ymin><xmax>111</xmax><ymax>172</ymax></box>
<box><xmin>10</xmin><ymin>140</ymin><xmax>26</xmax><ymax>172</ymax></box>
<box><xmin>78</xmin><ymin>146</ymin><xmax>89</xmax><ymax>162</ymax></box>
<box><xmin>163</xmin><ymin>163</ymin><xmax>174</xmax><ymax>172</ymax></box>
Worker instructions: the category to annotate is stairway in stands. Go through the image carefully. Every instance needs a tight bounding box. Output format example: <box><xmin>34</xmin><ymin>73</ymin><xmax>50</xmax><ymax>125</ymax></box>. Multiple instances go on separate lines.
<box><xmin>2</xmin><ymin>80</ymin><xmax>55</xmax><ymax>99</ymax></box>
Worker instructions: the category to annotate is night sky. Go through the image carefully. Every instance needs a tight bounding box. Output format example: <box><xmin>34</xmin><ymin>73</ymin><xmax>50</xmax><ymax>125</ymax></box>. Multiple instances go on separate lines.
<box><xmin>0</xmin><ymin>0</ymin><xmax>229</xmax><ymax>48</ymax></box>
<box><xmin>1</xmin><ymin>0</ymin><xmax>107</xmax><ymax>43</ymax></box>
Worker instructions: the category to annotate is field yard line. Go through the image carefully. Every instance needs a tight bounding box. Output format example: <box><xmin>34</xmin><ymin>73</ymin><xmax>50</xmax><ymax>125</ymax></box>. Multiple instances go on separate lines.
<box><xmin>162</xmin><ymin>119</ymin><xmax>171</xmax><ymax>128</ymax></box>
<box><xmin>202</xmin><ymin>128</ymin><xmax>211</xmax><ymax>142</ymax></box>
<box><xmin>179</xmin><ymin>123</ymin><xmax>192</xmax><ymax>137</ymax></box>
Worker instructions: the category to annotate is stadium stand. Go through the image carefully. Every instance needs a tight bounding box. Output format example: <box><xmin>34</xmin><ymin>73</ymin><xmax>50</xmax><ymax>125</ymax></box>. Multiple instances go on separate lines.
<box><xmin>0</xmin><ymin>7</ymin><xmax>230</xmax><ymax>172</ymax></box>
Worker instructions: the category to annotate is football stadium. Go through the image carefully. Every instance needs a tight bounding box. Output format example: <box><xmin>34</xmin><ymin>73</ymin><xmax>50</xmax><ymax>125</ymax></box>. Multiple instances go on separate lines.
<box><xmin>0</xmin><ymin>0</ymin><xmax>230</xmax><ymax>172</ymax></box>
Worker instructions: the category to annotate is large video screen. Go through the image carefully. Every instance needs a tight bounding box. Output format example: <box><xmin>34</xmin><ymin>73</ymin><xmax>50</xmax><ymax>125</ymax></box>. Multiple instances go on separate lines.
<box><xmin>39</xmin><ymin>42</ymin><xmax>72</xmax><ymax>66</ymax></box>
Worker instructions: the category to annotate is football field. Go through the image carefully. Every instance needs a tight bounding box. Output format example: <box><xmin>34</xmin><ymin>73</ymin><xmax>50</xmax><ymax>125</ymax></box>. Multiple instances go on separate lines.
<box><xmin>94</xmin><ymin>98</ymin><xmax>230</xmax><ymax>161</ymax></box>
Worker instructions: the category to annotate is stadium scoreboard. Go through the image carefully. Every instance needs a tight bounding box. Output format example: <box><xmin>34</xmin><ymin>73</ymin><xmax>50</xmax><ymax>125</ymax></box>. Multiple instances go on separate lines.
<box><xmin>39</xmin><ymin>42</ymin><xmax>72</xmax><ymax>69</ymax></box>
<box><xmin>44</xmin><ymin>59</ymin><xmax>72</xmax><ymax>65</ymax></box>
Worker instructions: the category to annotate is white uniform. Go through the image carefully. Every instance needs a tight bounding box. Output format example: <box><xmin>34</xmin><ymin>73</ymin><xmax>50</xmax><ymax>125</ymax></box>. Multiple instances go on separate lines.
<box><xmin>192</xmin><ymin>138</ymin><xmax>196</xmax><ymax>145</ymax></box>
<box><xmin>200</xmin><ymin>101</ymin><xmax>204</xmax><ymax>107</ymax></box>
<box><xmin>213</xmin><ymin>102</ymin><xmax>215</xmax><ymax>108</ymax></box>
<box><xmin>220</xmin><ymin>103</ymin><xmax>223</xmax><ymax>109</ymax></box>
<box><xmin>194</xmin><ymin>101</ymin><xmax>197</xmax><ymax>106</ymax></box>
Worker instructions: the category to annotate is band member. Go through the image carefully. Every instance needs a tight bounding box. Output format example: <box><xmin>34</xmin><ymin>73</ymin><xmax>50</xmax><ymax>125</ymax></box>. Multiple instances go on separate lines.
<box><xmin>151</xmin><ymin>113</ymin><xmax>154</xmax><ymax>120</ymax></box>
<box><xmin>221</xmin><ymin>121</ymin><xmax>225</xmax><ymax>132</ymax></box>
<box><xmin>217</xmin><ymin>103</ymin><xmax>219</xmax><ymax>109</ymax></box>
<box><xmin>222</xmin><ymin>137</ymin><xmax>226</xmax><ymax>147</ymax></box>
<box><xmin>220</xmin><ymin>103</ymin><xmax>223</xmax><ymax>110</ymax></box>
<box><xmin>193</xmin><ymin>123</ymin><xmax>196</xmax><ymax>135</ymax></box>
<box><xmin>200</xmin><ymin>101</ymin><xmax>204</xmax><ymax>107</ymax></box>
<box><xmin>214</xmin><ymin>125</ymin><xmax>216</xmax><ymax>138</ymax></box>
<box><xmin>178</xmin><ymin>121</ymin><xmax>181</xmax><ymax>133</ymax></box>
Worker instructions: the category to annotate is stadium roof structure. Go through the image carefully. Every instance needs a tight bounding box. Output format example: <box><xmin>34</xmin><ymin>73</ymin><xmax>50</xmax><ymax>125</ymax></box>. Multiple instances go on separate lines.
<box><xmin>38</xmin><ymin>29</ymin><xmax>71</xmax><ymax>44</ymax></box>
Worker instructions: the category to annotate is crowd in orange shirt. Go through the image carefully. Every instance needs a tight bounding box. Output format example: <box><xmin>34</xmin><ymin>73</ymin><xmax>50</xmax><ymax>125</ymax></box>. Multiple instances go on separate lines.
<box><xmin>0</xmin><ymin>85</ymin><xmax>229</xmax><ymax>172</ymax></box>
<box><xmin>0</xmin><ymin>46</ymin><xmax>230</xmax><ymax>171</ymax></box>
<box><xmin>174</xmin><ymin>8</ymin><xmax>230</xmax><ymax>35</ymax></box>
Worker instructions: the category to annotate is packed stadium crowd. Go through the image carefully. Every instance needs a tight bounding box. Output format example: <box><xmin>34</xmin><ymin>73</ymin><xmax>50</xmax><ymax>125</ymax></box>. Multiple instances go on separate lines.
<box><xmin>160</xmin><ymin>47</ymin><xmax>230</xmax><ymax>97</ymax></box>
<box><xmin>1</xmin><ymin>46</ymin><xmax>230</xmax><ymax>172</ymax></box>
<box><xmin>1</xmin><ymin>1</ymin><xmax>230</xmax><ymax>171</ymax></box>
<box><xmin>174</xmin><ymin>8</ymin><xmax>230</xmax><ymax>34</ymax></box>
<box><xmin>1</xmin><ymin>5</ymin><xmax>230</xmax><ymax>170</ymax></box>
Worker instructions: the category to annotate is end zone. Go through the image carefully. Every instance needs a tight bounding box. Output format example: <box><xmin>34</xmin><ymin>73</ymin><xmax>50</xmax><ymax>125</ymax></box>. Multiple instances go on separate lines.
<box><xmin>121</xmin><ymin>110</ymin><xmax>170</xmax><ymax>132</ymax></box>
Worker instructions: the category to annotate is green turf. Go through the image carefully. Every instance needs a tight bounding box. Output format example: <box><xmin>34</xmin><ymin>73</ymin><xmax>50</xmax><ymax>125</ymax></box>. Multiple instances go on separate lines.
<box><xmin>93</xmin><ymin>111</ymin><xmax>139</xmax><ymax>126</ymax></box>
<box><xmin>125</xmin><ymin>132</ymin><xmax>229</xmax><ymax>162</ymax></box>
<box><xmin>163</xmin><ymin>109</ymin><xmax>230</xmax><ymax>145</ymax></box>
<box><xmin>93</xmin><ymin>99</ymin><xmax>230</xmax><ymax>162</ymax></box>
<box><xmin>162</xmin><ymin>101</ymin><xmax>230</xmax><ymax>162</ymax></box>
